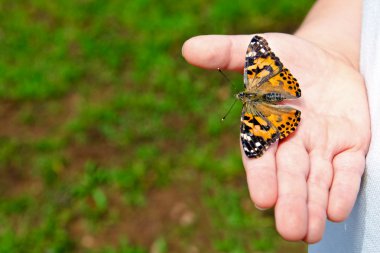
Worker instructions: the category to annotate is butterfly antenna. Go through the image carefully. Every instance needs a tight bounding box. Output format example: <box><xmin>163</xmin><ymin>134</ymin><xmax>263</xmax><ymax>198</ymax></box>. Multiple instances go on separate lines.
<box><xmin>221</xmin><ymin>99</ymin><xmax>238</xmax><ymax>121</ymax></box>
<box><xmin>218</xmin><ymin>68</ymin><xmax>239</xmax><ymax>92</ymax></box>
<box><xmin>218</xmin><ymin>68</ymin><xmax>232</xmax><ymax>82</ymax></box>
<box><xmin>218</xmin><ymin>68</ymin><xmax>240</xmax><ymax>121</ymax></box>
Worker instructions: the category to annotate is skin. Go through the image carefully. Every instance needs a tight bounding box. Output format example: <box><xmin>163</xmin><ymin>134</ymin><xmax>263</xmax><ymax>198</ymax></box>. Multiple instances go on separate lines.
<box><xmin>182</xmin><ymin>0</ymin><xmax>369</xmax><ymax>244</ymax></box>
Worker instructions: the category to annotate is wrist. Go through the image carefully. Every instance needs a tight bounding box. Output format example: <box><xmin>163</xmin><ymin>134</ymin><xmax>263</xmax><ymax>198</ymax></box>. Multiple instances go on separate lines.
<box><xmin>293</xmin><ymin>0</ymin><xmax>361</xmax><ymax>70</ymax></box>
<box><xmin>294</xmin><ymin>29</ymin><xmax>357</xmax><ymax>69</ymax></box>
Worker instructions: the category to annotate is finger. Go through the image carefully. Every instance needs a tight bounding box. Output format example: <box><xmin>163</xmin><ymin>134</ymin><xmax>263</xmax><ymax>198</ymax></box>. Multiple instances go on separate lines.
<box><xmin>182</xmin><ymin>35</ymin><xmax>253</xmax><ymax>71</ymax></box>
<box><xmin>304</xmin><ymin>151</ymin><xmax>333</xmax><ymax>243</ymax></box>
<box><xmin>275</xmin><ymin>139</ymin><xmax>309</xmax><ymax>241</ymax></box>
<box><xmin>328</xmin><ymin>150</ymin><xmax>365</xmax><ymax>222</ymax></box>
<box><xmin>243</xmin><ymin>142</ymin><xmax>278</xmax><ymax>209</ymax></box>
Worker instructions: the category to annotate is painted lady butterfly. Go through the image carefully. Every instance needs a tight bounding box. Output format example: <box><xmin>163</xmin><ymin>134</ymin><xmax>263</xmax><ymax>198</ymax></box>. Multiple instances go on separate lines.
<box><xmin>238</xmin><ymin>35</ymin><xmax>301</xmax><ymax>158</ymax></box>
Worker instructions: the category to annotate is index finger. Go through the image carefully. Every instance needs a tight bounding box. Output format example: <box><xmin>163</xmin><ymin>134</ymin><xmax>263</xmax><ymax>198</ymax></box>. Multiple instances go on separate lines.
<box><xmin>182</xmin><ymin>35</ymin><xmax>252</xmax><ymax>71</ymax></box>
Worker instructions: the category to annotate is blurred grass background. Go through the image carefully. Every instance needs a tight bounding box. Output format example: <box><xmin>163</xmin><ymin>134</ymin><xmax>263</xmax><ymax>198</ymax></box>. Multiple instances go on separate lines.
<box><xmin>0</xmin><ymin>0</ymin><xmax>313</xmax><ymax>252</ymax></box>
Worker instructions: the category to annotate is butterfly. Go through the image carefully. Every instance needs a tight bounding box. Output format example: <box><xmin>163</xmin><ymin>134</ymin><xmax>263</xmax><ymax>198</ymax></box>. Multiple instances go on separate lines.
<box><xmin>237</xmin><ymin>35</ymin><xmax>301</xmax><ymax>158</ymax></box>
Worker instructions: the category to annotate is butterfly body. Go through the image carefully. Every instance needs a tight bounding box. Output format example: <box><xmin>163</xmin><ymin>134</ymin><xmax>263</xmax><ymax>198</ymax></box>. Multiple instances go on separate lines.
<box><xmin>239</xmin><ymin>36</ymin><xmax>302</xmax><ymax>158</ymax></box>
<box><xmin>236</xmin><ymin>91</ymin><xmax>286</xmax><ymax>103</ymax></box>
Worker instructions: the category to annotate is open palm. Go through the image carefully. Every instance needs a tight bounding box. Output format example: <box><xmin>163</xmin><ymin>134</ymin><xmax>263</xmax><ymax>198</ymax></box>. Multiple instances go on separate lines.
<box><xmin>182</xmin><ymin>33</ymin><xmax>370</xmax><ymax>243</ymax></box>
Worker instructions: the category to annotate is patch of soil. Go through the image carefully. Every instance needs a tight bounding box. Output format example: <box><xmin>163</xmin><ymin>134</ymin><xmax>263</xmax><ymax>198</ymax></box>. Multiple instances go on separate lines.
<box><xmin>0</xmin><ymin>93</ymin><xmax>80</xmax><ymax>139</ymax></box>
<box><xmin>69</xmin><ymin>174</ymin><xmax>213</xmax><ymax>253</ymax></box>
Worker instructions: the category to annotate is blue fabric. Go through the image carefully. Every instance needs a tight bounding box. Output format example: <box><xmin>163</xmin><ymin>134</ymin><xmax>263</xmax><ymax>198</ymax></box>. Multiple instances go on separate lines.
<box><xmin>309</xmin><ymin>0</ymin><xmax>380</xmax><ymax>252</ymax></box>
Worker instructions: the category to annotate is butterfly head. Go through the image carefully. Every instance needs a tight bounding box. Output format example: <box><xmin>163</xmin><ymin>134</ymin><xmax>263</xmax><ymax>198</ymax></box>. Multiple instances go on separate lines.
<box><xmin>235</xmin><ymin>91</ymin><xmax>256</xmax><ymax>103</ymax></box>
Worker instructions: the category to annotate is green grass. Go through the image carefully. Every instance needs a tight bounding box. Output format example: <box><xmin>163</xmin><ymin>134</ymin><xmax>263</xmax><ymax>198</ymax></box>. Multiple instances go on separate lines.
<box><xmin>0</xmin><ymin>0</ymin><xmax>312</xmax><ymax>252</ymax></box>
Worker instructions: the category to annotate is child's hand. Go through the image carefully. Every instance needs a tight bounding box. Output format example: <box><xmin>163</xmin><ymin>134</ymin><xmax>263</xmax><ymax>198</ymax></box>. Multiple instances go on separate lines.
<box><xmin>182</xmin><ymin>33</ymin><xmax>370</xmax><ymax>243</ymax></box>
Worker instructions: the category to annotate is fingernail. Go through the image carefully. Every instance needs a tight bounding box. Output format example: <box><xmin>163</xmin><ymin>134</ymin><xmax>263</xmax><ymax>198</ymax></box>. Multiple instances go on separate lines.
<box><xmin>255</xmin><ymin>204</ymin><xmax>268</xmax><ymax>211</ymax></box>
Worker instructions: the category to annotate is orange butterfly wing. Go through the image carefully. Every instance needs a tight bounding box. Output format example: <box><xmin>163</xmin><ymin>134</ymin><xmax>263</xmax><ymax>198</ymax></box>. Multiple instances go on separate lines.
<box><xmin>240</xmin><ymin>36</ymin><xmax>302</xmax><ymax>158</ymax></box>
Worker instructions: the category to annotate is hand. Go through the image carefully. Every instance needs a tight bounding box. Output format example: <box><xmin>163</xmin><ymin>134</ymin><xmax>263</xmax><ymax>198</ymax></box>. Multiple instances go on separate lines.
<box><xmin>182</xmin><ymin>33</ymin><xmax>370</xmax><ymax>243</ymax></box>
